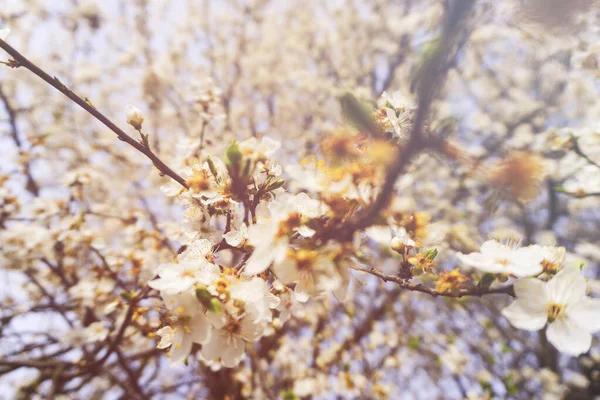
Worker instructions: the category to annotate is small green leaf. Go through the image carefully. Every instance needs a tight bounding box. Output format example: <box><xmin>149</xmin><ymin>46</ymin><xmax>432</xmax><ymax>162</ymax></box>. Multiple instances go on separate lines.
<box><xmin>225</xmin><ymin>140</ymin><xmax>242</xmax><ymax>169</ymax></box>
<box><xmin>208</xmin><ymin>298</ymin><xmax>222</xmax><ymax>313</ymax></box>
<box><xmin>425</xmin><ymin>248</ymin><xmax>438</xmax><ymax>260</ymax></box>
<box><xmin>407</xmin><ymin>335</ymin><xmax>421</xmax><ymax>350</ymax></box>
<box><xmin>280</xmin><ymin>390</ymin><xmax>297</xmax><ymax>400</ymax></box>
<box><xmin>554</xmin><ymin>186</ymin><xmax>567</xmax><ymax>193</ymax></box>
<box><xmin>268</xmin><ymin>178</ymin><xmax>285</xmax><ymax>191</ymax></box>
<box><xmin>206</xmin><ymin>156</ymin><xmax>219</xmax><ymax>178</ymax></box>
<box><xmin>339</xmin><ymin>92</ymin><xmax>380</xmax><ymax>135</ymax></box>
<box><xmin>195</xmin><ymin>286</ymin><xmax>213</xmax><ymax>307</ymax></box>
<box><xmin>479</xmin><ymin>273</ymin><xmax>495</xmax><ymax>288</ymax></box>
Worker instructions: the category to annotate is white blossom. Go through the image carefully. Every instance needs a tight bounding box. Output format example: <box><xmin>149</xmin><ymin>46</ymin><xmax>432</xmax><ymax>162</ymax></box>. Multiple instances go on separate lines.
<box><xmin>502</xmin><ymin>268</ymin><xmax>600</xmax><ymax>355</ymax></box>
<box><xmin>458</xmin><ymin>240</ymin><xmax>545</xmax><ymax>277</ymax></box>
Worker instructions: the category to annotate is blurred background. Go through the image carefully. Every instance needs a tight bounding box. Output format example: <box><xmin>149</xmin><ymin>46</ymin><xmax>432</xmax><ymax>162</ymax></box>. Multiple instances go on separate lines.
<box><xmin>1</xmin><ymin>0</ymin><xmax>600</xmax><ymax>399</ymax></box>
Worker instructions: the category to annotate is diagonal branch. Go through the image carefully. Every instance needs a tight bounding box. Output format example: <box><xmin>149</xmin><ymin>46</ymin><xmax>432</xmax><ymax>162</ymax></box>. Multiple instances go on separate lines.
<box><xmin>0</xmin><ymin>38</ymin><xmax>189</xmax><ymax>189</ymax></box>
<box><xmin>323</xmin><ymin>0</ymin><xmax>476</xmax><ymax>241</ymax></box>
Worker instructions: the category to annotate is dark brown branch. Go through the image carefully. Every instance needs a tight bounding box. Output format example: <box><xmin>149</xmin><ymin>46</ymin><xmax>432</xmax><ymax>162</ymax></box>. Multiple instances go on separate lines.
<box><xmin>0</xmin><ymin>39</ymin><xmax>189</xmax><ymax>189</ymax></box>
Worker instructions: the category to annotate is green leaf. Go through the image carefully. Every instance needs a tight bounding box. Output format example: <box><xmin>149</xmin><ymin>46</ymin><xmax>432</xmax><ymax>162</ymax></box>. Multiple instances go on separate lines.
<box><xmin>195</xmin><ymin>286</ymin><xmax>213</xmax><ymax>307</ymax></box>
<box><xmin>280</xmin><ymin>390</ymin><xmax>297</xmax><ymax>400</ymax></box>
<box><xmin>407</xmin><ymin>335</ymin><xmax>421</xmax><ymax>350</ymax></box>
<box><xmin>425</xmin><ymin>248</ymin><xmax>438</xmax><ymax>260</ymax></box>
<box><xmin>206</xmin><ymin>156</ymin><xmax>219</xmax><ymax>178</ymax></box>
<box><xmin>479</xmin><ymin>273</ymin><xmax>495</xmax><ymax>288</ymax></box>
<box><xmin>268</xmin><ymin>178</ymin><xmax>285</xmax><ymax>191</ymax></box>
<box><xmin>208</xmin><ymin>298</ymin><xmax>222</xmax><ymax>313</ymax></box>
<box><xmin>554</xmin><ymin>185</ymin><xmax>567</xmax><ymax>193</ymax></box>
<box><xmin>225</xmin><ymin>140</ymin><xmax>242</xmax><ymax>169</ymax></box>
<box><xmin>338</xmin><ymin>92</ymin><xmax>380</xmax><ymax>135</ymax></box>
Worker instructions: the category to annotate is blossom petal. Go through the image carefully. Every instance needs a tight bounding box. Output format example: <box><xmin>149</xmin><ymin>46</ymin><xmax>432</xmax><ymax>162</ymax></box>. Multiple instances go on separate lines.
<box><xmin>513</xmin><ymin>278</ymin><xmax>547</xmax><ymax>311</ymax></box>
<box><xmin>365</xmin><ymin>226</ymin><xmax>393</xmax><ymax>245</ymax></box>
<box><xmin>272</xmin><ymin>258</ymin><xmax>299</xmax><ymax>285</ymax></box>
<box><xmin>294</xmin><ymin>274</ymin><xmax>314</xmax><ymax>303</ymax></box>
<box><xmin>546</xmin><ymin>268</ymin><xmax>587</xmax><ymax>305</ymax></box>
<box><xmin>569</xmin><ymin>298</ymin><xmax>600</xmax><ymax>333</ymax></box>
<box><xmin>169</xmin><ymin>329</ymin><xmax>193</xmax><ymax>364</ymax></box>
<box><xmin>501</xmin><ymin>300</ymin><xmax>547</xmax><ymax>331</ymax></box>
<box><xmin>480</xmin><ymin>240</ymin><xmax>505</xmax><ymax>256</ymax></box>
<box><xmin>457</xmin><ymin>252</ymin><xmax>492</xmax><ymax>269</ymax></box>
<box><xmin>200</xmin><ymin>332</ymin><xmax>225</xmax><ymax>361</ymax></box>
<box><xmin>221</xmin><ymin>339</ymin><xmax>245</xmax><ymax>367</ymax></box>
<box><xmin>546</xmin><ymin>318</ymin><xmax>592</xmax><ymax>356</ymax></box>
<box><xmin>243</xmin><ymin>245</ymin><xmax>274</xmax><ymax>276</ymax></box>
<box><xmin>189</xmin><ymin>315</ymin><xmax>212</xmax><ymax>345</ymax></box>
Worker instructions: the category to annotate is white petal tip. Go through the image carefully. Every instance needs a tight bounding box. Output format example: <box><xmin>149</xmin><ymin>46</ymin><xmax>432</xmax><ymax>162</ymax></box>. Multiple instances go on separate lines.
<box><xmin>0</xmin><ymin>28</ymin><xmax>10</xmax><ymax>41</ymax></box>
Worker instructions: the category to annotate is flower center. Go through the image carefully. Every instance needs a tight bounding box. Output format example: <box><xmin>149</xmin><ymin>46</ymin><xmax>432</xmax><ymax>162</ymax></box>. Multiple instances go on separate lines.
<box><xmin>546</xmin><ymin>303</ymin><xmax>565</xmax><ymax>322</ymax></box>
<box><xmin>215</xmin><ymin>277</ymin><xmax>230</xmax><ymax>295</ymax></box>
<box><xmin>187</xmin><ymin>170</ymin><xmax>212</xmax><ymax>192</ymax></box>
<box><xmin>180</xmin><ymin>268</ymin><xmax>196</xmax><ymax>278</ymax></box>
<box><xmin>294</xmin><ymin>249</ymin><xmax>318</xmax><ymax>271</ymax></box>
<box><xmin>541</xmin><ymin>259</ymin><xmax>558</xmax><ymax>274</ymax></box>
<box><xmin>496</xmin><ymin>259</ymin><xmax>510</xmax><ymax>267</ymax></box>
<box><xmin>277</xmin><ymin>212</ymin><xmax>302</xmax><ymax>237</ymax></box>
<box><xmin>224</xmin><ymin>319</ymin><xmax>241</xmax><ymax>336</ymax></box>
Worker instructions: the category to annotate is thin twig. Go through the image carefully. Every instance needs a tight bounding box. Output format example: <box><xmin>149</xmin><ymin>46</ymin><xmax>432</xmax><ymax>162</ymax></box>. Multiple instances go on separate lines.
<box><xmin>350</xmin><ymin>264</ymin><xmax>514</xmax><ymax>298</ymax></box>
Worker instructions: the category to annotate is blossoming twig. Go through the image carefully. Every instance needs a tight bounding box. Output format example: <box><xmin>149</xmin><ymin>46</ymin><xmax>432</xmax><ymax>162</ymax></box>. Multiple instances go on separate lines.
<box><xmin>350</xmin><ymin>264</ymin><xmax>515</xmax><ymax>298</ymax></box>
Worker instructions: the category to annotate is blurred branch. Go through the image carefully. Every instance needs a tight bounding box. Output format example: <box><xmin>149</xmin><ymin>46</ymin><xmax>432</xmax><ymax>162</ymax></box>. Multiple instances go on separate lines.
<box><xmin>325</xmin><ymin>0</ymin><xmax>476</xmax><ymax>240</ymax></box>
<box><xmin>0</xmin><ymin>84</ymin><xmax>39</xmax><ymax>196</ymax></box>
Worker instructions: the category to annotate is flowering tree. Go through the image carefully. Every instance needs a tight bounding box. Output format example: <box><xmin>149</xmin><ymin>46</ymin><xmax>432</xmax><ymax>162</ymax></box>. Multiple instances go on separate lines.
<box><xmin>1</xmin><ymin>0</ymin><xmax>600</xmax><ymax>399</ymax></box>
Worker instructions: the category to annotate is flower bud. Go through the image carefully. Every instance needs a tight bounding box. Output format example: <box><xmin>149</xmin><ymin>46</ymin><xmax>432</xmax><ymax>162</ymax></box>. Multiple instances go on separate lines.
<box><xmin>391</xmin><ymin>236</ymin><xmax>405</xmax><ymax>252</ymax></box>
<box><xmin>125</xmin><ymin>104</ymin><xmax>144</xmax><ymax>130</ymax></box>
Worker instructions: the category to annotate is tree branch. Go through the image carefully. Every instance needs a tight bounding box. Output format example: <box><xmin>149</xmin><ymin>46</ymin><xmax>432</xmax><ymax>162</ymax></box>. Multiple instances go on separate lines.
<box><xmin>0</xmin><ymin>38</ymin><xmax>189</xmax><ymax>189</ymax></box>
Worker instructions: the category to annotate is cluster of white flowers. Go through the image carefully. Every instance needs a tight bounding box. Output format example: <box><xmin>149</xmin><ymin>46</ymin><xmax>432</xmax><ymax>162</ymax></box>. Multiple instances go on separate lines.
<box><xmin>150</xmin><ymin>136</ymin><xmax>356</xmax><ymax>366</ymax></box>
<box><xmin>150</xmin><ymin>250</ymin><xmax>278</xmax><ymax>366</ymax></box>
<box><xmin>459</xmin><ymin>239</ymin><xmax>600</xmax><ymax>355</ymax></box>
